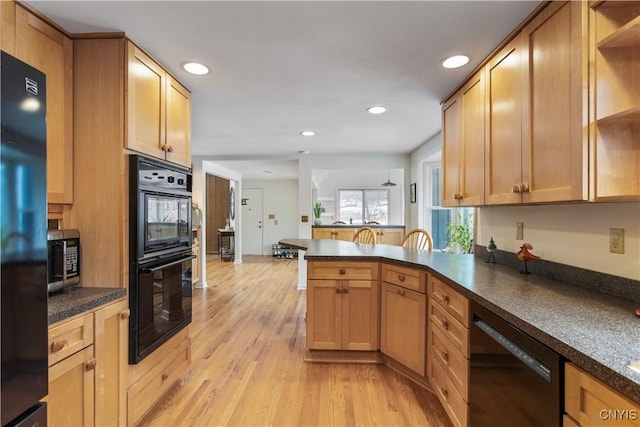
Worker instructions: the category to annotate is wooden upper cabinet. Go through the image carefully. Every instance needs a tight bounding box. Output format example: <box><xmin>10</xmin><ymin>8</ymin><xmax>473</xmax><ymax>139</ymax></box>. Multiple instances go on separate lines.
<box><xmin>485</xmin><ymin>34</ymin><xmax>524</xmax><ymax>205</ymax></box>
<box><xmin>166</xmin><ymin>75</ymin><xmax>191</xmax><ymax>168</ymax></box>
<box><xmin>14</xmin><ymin>5</ymin><xmax>74</xmax><ymax>204</ymax></box>
<box><xmin>1</xmin><ymin>1</ymin><xmax>16</xmax><ymax>54</ymax></box>
<box><xmin>521</xmin><ymin>1</ymin><xmax>588</xmax><ymax>203</ymax></box>
<box><xmin>460</xmin><ymin>70</ymin><xmax>485</xmax><ymax>206</ymax></box>
<box><xmin>126</xmin><ymin>43</ymin><xmax>166</xmax><ymax>161</ymax></box>
<box><xmin>126</xmin><ymin>41</ymin><xmax>191</xmax><ymax>167</ymax></box>
<box><xmin>442</xmin><ymin>93</ymin><xmax>462</xmax><ymax>207</ymax></box>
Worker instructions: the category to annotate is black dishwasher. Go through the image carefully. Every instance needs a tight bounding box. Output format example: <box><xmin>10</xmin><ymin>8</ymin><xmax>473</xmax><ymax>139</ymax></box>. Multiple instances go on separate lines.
<box><xmin>470</xmin><ymin>301</ymin><xmax>562</xmax><ymax>427</ymax></box>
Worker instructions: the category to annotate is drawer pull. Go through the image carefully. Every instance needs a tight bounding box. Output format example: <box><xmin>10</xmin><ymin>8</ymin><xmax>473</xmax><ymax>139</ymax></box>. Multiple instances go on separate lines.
<box><xmin>167</xmin><ymin>145</ymin><xmax>174</xmax><ymax>154</ymax></box>
<box><xmin>161</xmin><ymin>373</ymin><xmax>169</xmax><ymax>381</ymax></box>
<box><xmin>85</xmin><ymin>358</ymin><xmax>97</xmax><ymax>371</ymax></box>
<box><xmin>512</xmin><ymin>184</ymin><xmax>521</xmax><ymax>193</ymax></box>
<box><xmin>339</xmin><ymin>269</ymin><xmax>346</xmax><ymax>275</ymax></box>
<box><xmin>441</xmin><ymin>350</ymin><xmax>449</xmax><ymax>362</ymax></box>
<box><xmin>398</xmin><ymin>274</ymin><xmax>405</xmax><ymax>282</ymax></box>
<box><xmin>443</xmin><ymin>295</ymin><xmax>450</xmax><ymax>305</ymax></box>
<box><xmin>121</xmin><ymin>309</ymin><xmax>131</xmax><ymax>320</ymax></box>
<box><xmin>441</xmin><ymin>319</ymin><xmax>449</xmax><ymax>330</ymax></box>
<box><xmin>343</xmin><ymin>288</ymin><xmax>349</xmax><ymax>294</ymax></box>
<box><xmin>397</xmin><ymin>288</ymin><xmax>405</xmax><ymax>296</ymax></box>
<box><xmin>51</xmin><ymin>340</ymin><xmax>67</xmax><ymax>353</ymax></box>
<box><xmin>336</xmin><ymin>288</ymin><xmax>342</xmax><ymax>294</ymax></box>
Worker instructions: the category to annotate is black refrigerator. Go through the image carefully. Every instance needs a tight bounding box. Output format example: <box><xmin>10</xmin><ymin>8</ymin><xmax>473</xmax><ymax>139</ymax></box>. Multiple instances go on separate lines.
<box><xmin>1</xmin><ymin>51</ymin><xmax>49</xmax><ymax>426</ymax></box>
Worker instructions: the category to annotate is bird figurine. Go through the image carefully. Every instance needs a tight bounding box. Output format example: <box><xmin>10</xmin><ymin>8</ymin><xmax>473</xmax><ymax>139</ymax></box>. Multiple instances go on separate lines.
<box><xmin>486</xmin><ymin>237</ymin><xmax>497</xmax><ymax>263</ymax></box>
<box><xmin>517</xmin><ymin>243</ymin><xmax>540</xmax><ymax>274</ymax></box>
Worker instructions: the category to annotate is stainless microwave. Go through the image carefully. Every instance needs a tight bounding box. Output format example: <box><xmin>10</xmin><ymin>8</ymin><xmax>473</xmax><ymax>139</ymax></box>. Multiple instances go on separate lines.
<box><xmin>47</xmin><ymin>229</ymin><xmax>80</xmax><ymax>293</ymax></box>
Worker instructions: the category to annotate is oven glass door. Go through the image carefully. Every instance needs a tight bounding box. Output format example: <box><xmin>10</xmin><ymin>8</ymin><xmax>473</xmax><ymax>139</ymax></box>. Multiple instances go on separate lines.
<box><xmin>144</xmin><ymin>194</ymin><xmax>190</xmax><ymax>253</ymax></box>
<box><xmin>132</xmin><ymin>252</ymin><xmax>194</xmax><ymax>363</ymax></box>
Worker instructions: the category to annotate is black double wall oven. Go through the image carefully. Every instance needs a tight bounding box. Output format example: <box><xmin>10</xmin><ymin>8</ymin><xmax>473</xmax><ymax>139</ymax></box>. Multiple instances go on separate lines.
<box><xmin>129</xmin><ymin>155</ymin><xmax>194</xmax><ymax>364</ymax></box>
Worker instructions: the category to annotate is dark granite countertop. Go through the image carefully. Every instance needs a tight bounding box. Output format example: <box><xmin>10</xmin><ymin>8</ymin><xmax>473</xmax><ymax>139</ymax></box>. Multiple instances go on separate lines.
<box><xmin>48</xmin><ymin>286</ymin><xmax>127</xmax><ymax>325</ymax></box>
<box><xmin>312</xmin><ymin>224</ymin><xmax>405</xmax><ymax>229</ymax></box>
<box><xmin>280</xmin><ymin>238</ymin><xmax>640</xmax><ymax>403</ymax></box>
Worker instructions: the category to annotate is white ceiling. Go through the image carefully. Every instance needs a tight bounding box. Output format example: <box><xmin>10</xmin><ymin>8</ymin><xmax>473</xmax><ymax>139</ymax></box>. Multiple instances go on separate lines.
<box><xmin>27</xmin><ymin>0</ymin><xmax>539</xmax><ymax>176</ymax></box>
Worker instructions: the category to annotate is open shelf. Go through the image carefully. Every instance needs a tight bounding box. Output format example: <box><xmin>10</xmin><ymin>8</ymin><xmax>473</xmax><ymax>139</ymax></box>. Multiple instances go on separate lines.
<box><xmin>597</xmin><ymin>107</ymin><xmax>640</xmax><ymax>125</ymax></box>
<box><xmin>597</xmin><ymin>14</ymin><xmax>640</xmax><ymax>48</ymax></box>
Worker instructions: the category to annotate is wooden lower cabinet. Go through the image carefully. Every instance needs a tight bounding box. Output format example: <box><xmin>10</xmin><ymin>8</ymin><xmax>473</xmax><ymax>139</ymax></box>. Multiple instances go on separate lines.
<box><xmin>311</xmin><ymin>227</ymin><xmax>354</xmax><ymax>241</ymax></box>
<box><xmin>306</xmin><ymin>261</ymin><xmax>379</xmax><ymax>351</ymax></box>
<box><xmin>45</xmin><ymin>298</ymin><xmax>128</xmax><ymax>427</ymax></box>
<box><xmin>380</xmin><ymin>282</ymin><xmax>426</xmax><ymax>375</ymax></box>
<box><xmin>565</xmin><ymin>363</ymin><xmax>640</xmax><ymax>426</ymax></box>
<box><xmin>375</xmin><ymin>228</ymin><xmax>404</xmax><ymax>245</ymax></box>
<box><xmin>127</xmin><ymin>328</ymin><xmax>191</xmax><ymax>426</ymax></box>
<box><xmin>45</xmin><ymin>346</ymin><xmax>95</xmax><ymax>427</ymax></box>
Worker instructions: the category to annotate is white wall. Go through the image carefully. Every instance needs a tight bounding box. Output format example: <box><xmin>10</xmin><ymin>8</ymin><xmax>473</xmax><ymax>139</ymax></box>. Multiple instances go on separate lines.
<box><xmin>409</xmin><ymin>131</ymin><xmax>442</xmax><ymax>230</ymax></box>
<box><xmin>242</xmin><ymin>179</ymin><xmax>299</xmax><ymax>255</ymax></box>
<box><xmin>477</xmin><ymin>203</ymin><xmax>640</xmax><ymax>280</ymax></box>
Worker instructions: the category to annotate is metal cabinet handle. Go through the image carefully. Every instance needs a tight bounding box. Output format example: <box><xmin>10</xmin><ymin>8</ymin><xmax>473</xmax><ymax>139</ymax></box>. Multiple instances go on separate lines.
<box><xmin>336</xmin><ymin>288</ymin><xmax>342</xmax><ymax>294</ymax></box>
<box><xmin>121</xmin><ymin>309</ymin><xmax>131</xmax><ymax>320</ymax></box>
<box><xmin>51</xmin><ymin>340</ymin><xmax>67</xmax><ymax>353</ymax></box>
<box><xmin>398</xmin><ymin>274</ymin><xmax>405</xmax><ymax>282</ymax></box>
<box><xmin>85</xmin><ymin>358</ymin><xmax>97</xmax><ymax>371</ymax></box>
<box><xmin>443</xmin><ymin>295</ymin><xmax>450</xmax><ymax>305</ymax></box>
<box><xmin>441</xmin><ymin>350</ymin><xmax>449</xmax><ymax>362</ymax></box>
<box><xmin>397</xmin><ymin>288</ymin><xmax>405</xmax><ymax>296</ymax></box>
<box><xmin>339</xmin><ymin>269</ymin><xmax>346</xmax><ymax>275</ymax></box>
<box><xmin>343</xmin><ymin>288</ymin><xmax>349</xmax><ymax>294</ymax></box>
<box><xmin>161</xmin><ymin>373</ymin><xmax>168</xmax><ymax>381</ymax></box>
<box><xmin>520</xmin><ymin>183</ymin><xmax>529</xmax><ymax>193</ymax></box>
<box><xmin>167</xmin><ymin>145</ymin><xmax>174</xmax><ymax>153</ymax></box>
<box><xmin>441</xmin><ymin>319</ymin><xmax>449</xmax><ymax>330</ymax></box>
<box><xmin>512</xmin><ymin>184</ymin><xmax>521</xmax><ymax>193</ymax></box>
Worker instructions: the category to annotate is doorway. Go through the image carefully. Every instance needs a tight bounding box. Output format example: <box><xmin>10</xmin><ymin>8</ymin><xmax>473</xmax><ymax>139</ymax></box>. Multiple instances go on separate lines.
<box><xmin>205</xmin><ymin>174</ymin><xmax>230</xmax><ymax>254</ymax></box>
<box><xmin>241</xmin><ymin>188</ymin><xmax>263</xmax><ymax>255</ymax></box>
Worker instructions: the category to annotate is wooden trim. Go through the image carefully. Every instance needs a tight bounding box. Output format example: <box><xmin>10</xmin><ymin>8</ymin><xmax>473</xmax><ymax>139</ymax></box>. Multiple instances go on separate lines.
<box><xmin>303</xmin><ymin>349</ymin><xmax>383</xmax><ymax>364</ymax></box>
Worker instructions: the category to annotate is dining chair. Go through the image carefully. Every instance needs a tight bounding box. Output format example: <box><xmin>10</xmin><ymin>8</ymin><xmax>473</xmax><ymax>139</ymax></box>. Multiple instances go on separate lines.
<box><xmin>332</xmin><ymin>220</ymin><xmax>346</xmax><ymax>224</ymax></box>
<box><xmin>365</xmin><ymin>221</ymin><xmax>380</xmax><ymax>225</ymax></box>
<box><xmin>401</xmin><ymin>228</ymin><xmax>433</xmax><ymax>250</ymax></box>
<box><xmin>352</xmin><ymin>227</ymin><xmax>376</xmax><ymax>244</ymax></box>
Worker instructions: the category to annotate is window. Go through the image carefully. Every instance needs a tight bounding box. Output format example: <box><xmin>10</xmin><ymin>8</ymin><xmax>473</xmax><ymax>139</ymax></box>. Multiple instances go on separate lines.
<box><xmin>423</xmin><ymin>163</ymin><xmax>474</xmax><ymax>252</ymax></box>
<box><xmin>338</xmin><ymin>189</ymin><xmax>389</xmax><ymax>224</ymax></box>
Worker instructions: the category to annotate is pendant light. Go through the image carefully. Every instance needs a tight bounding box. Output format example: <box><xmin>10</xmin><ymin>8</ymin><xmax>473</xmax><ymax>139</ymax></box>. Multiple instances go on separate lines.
<box><xmin>381</xmin><ymin>169</ymin><xmax>397</xmax><ymax>187</ymax></box>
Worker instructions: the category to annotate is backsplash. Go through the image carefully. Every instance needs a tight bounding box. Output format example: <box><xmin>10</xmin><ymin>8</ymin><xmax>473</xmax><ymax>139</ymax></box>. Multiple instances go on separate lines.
<box><xmin>474</xmin><ymin>245</ymin><xmax>640</xmax><ymax>304</ymax></box>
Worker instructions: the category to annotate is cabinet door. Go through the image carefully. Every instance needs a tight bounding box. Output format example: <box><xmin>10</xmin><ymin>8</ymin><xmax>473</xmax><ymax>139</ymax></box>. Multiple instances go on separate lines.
<box><xmin>460</xmin><ymin>69</ymin><xmax>485</xmax><ymax>206</ymax></box>
<box><xmin>15</xmin><ymin>6</ymin><xmax>73</xmax><ymax>204</ymax></box>
<box><xmin>485</xmin><ymin>35</ymin><xmax>524</xmax><ymax>205</ymax></box>
<box><xmin>306</xmin><ymin>279</ymin><xmax>342</xmax><ymax>350</ymax></box>
<box><xmin>378</xmin><ymin>228</ymin><xmax>404</xmax><ymax>246</ymax></box>
<box><xmin>166</xmin><ymin>75</ymin><xmax>191</xmax><ymax>167</ymax></box>
<box><xmin>334</xmin><ymin>228</ymin><xmax>354</xmax><ymax>242</ymax></box>
<box><xmin>1</xmin><ymin>1</ymin><xmax>16</xmax><ymax>54</ymax></box>
<box><xmin>381</xmin><ymin>283</ymin><xmax>426</xmax><ymax>375</ymax></box>
<box><xmin>442</xmin><ymin>94</ymin><xmax>462</xmax><ymax>207</ymax></box>
<box><xmin>312</xmin><ymin>228</ymin><xmax>334</xmax><ymax>239</ymax></box>
<box><xmin>342</xmin><ymin>280</ymin><xmax>379</xmax><ymax>351</ymax></box>
<box><xmin>46</xmin><ymin>346</ymin><xmax>95</xmax><ymax>427</ymax></box>
<box><xmin>94</xmin><ymin>300</ymin><xmax>128</xmax><ymax>427</ymax></box>
<box><xmin>127</xmin><ymin>42</ymin><xmax>166</xmax><ymax>160</ymax></box>
<box><xmin>521</xmin><ymin>1</ymin><xmax>588</xmax><ymax>203</ymax></box>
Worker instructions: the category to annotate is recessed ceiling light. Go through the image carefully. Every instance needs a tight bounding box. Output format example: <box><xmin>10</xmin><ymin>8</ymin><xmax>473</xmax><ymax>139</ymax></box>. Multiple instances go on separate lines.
<box><xmin>181</xmin><ymin>61</ymin><xmax>210</xmax><ymax>75</ymax></box>
<box><xmin>300</xmin><ymin>131</ymin><xmax>315</xmax><ymax>136</ymax></box>
<box><xmin>441</xmin><ymin>55</ymin><xmax>470</xmax><ymax>69</ymax></box>
<box><xmin>298</xmin><ymin>150</ymin><xmax>310</xmax><ymax>155</ymax></box>
<box><xmin>367</xmin><ymin>106</ymin><xmax>387</xmax><ymax>114</ymax></box>
<box><xmin>263</xmin><ymin>170</ymin><xmax>276</xmax><ymax>175</ymax></box>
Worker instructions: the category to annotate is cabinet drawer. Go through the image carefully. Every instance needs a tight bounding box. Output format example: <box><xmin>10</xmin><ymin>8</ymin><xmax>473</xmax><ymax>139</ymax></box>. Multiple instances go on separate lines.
<box><xmin>431</xmin><ymin>355</ymin><xmax>469</xmax><ymax>427</ymax></box>
<box><xmin>428</xmin><ymin>275</ymin><xmax>469</xmax><ymax>327</ymax></box>
<box><xmin>565</xmin><ymin>363</ymin><xmax>640</xmax><ymax>426</ymax></box>
<box><xmin>308</xmin><ymin>261</ymin><xmax>378</xmax><ymax>280</ymax></box>
<box><xmin>430</xmin><ymin>300</ymin><xmax>469</xmax><ymax>358</ymax></box>
<box><xmin>48</xmin><ymin>313</ymin><xmax>94</xmax><ymax>366</ymax></box>
<box><xmin>381</xmin><ymin>263</ymin><xmax>425</xmax><ymax>293</ymax></box>
<box><xmin>127</xmin><ymin>336</ymin><xmax>191</xmax><ymax>426</ymax></box>
<box><xmin>428</xmin><ymin>321</ymin><xmax>469</xmax><ymax>400</ymax></box>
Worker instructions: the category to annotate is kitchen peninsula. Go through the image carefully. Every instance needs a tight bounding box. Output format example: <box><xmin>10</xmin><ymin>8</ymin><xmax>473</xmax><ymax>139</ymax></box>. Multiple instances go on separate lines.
<box><xmin>312</xmin><ymin>224</ymin><xmax>405</xmax><ymax>245</ymax></box>
<box><xmin>281</xmin><ymin>238</ymin><xmax>640</xmax><ymax>426</ymax></box>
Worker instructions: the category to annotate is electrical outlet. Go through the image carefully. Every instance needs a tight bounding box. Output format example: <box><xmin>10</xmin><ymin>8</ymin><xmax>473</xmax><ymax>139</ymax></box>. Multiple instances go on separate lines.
<box><xmin>516</xmin><ymin>222</ymin><xmax>524</xmax><ymax>240</ymax></box>
<box><xmin>610</xmin><ymin>228</ymin><xmax>625</xmax><ymax>254</ymax></box>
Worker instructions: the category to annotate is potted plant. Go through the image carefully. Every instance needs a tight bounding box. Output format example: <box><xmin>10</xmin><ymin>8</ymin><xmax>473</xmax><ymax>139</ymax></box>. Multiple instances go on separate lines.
<box><xmin>313</xmin><ymin>202</ymin><xmax>322</xmax><ymax>225</ymax></box>
<box><xmin>446</xmin><ymin>211</ymin><xmax>473</xmax><ymax>254</ymax></box>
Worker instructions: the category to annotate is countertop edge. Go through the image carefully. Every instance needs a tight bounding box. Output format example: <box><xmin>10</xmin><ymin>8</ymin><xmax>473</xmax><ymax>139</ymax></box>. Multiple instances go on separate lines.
<box><xmin>49</xmin><ymin>287</ymin><xmax>127</xmax><ymax>325</ymax></box>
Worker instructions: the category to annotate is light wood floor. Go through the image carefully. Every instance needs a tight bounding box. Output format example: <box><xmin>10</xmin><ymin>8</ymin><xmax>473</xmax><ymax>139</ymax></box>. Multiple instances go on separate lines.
<box><xmin>141</xmin><ymin>255</ymin><xmax>452</xmax><ymax>427</ymax></box>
